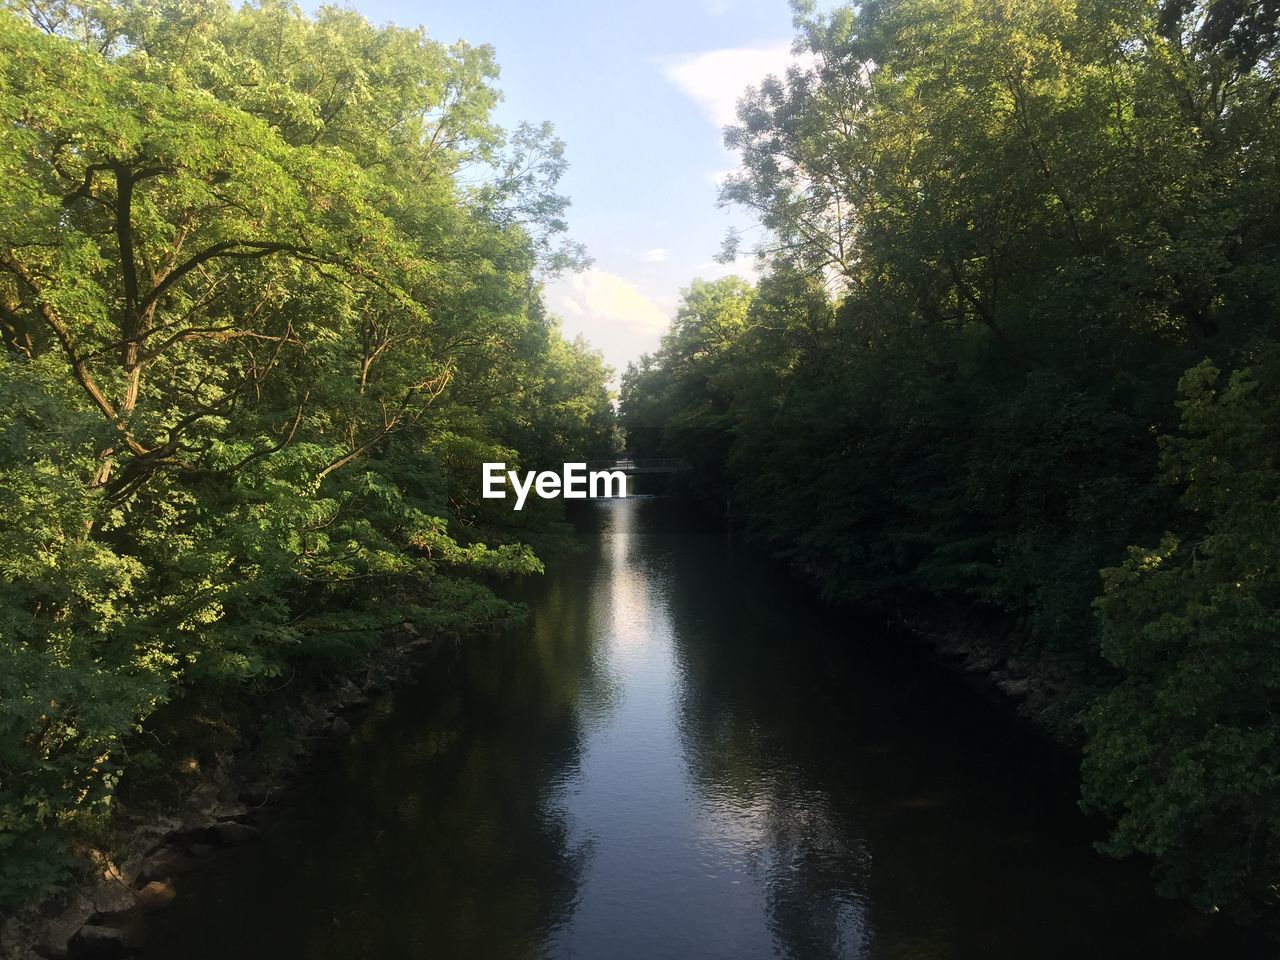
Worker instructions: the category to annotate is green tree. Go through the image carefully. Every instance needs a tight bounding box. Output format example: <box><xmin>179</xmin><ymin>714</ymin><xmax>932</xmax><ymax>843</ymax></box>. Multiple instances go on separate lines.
<box><xmin>1085</xmin><ymin>356</ymin><xmax>1280</xmax><ymax>919</ymax></box>
<box><xmin>0</xmin><ymin>0</ymin><xmax>610</xmax><ymax>910</ymax></box>
<box><xmin>622</xmin><ymin>0</ymin><xmax>1280</xmax><ymax>920</ymax></box>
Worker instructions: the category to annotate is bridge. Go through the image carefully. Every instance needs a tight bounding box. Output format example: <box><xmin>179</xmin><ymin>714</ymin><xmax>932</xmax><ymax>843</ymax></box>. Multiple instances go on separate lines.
<box><xmin>585</xmin><ymin>458</ymin><xmax>690</xmax><ymax>475</ymax></box>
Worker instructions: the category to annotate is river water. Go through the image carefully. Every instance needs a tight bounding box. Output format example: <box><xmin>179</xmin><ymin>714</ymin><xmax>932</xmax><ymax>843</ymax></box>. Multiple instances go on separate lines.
<box><xmin>135</xmin><ymin>497</ymin><xmax>1242</xmax><ymax>959</ymax></box>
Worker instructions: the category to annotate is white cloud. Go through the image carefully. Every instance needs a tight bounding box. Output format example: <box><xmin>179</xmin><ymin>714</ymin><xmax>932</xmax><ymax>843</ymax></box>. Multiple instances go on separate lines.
<box><xmin>694</xmin><ymin>256</ymin><xmax>761</xmax><ymax>283</ymax></box>
<box><xmin>637</xmin><ymin>248</ymin><xmax>669</xmax><ymax>263</ymax></box>
<box><xmin>545</xmin><ymin>269</ymin><xmax>673</xmax><ymax>376</ymax></box>
<box><xmin>553</xmin><ymin>269</ymin><xmax>668</xmax><ymax>334</ymax></box>
<box><xmin>662</xmin><ymin>42</ymin><xmax>803</xmax><ymax>129</ymax></box>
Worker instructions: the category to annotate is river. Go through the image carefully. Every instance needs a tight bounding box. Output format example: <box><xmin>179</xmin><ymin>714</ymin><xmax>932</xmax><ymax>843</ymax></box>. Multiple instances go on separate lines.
<box><xmin>134</xmin><ymin>496</ymin><xmax>1244</xmax><ymax>959</ymax></box>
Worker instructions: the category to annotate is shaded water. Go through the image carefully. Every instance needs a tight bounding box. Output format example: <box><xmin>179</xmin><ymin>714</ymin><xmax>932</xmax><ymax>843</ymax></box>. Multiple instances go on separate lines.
<box><xmin>136</xmin><ymin>498</ymin><xmax>1243</xmax><ymax>959</ymax></box>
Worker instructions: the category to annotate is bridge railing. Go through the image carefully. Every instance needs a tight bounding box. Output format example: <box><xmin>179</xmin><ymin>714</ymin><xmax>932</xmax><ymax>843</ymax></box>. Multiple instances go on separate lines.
<box><xmin>584</xmin><ymin>458</ymin><xmax>689</xmax><ymax>473</ymax></box>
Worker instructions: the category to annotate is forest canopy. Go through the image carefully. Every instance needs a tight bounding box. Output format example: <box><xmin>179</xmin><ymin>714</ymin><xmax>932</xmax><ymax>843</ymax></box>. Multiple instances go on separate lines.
<box><xmin>0</xmin><ymin>0</ymin><xmax>615</xmax><ymax>910</ymax></box>
<box><xmin>621</xmin><ymin>0</ymin><xmax>1280</xmax><ymax>922</ymax></box>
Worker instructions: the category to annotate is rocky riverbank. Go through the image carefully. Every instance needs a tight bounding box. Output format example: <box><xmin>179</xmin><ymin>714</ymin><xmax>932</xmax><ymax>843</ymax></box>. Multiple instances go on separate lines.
<box><xmin>0</xmin><ymin>626</ymin><xmax>440</xmax><ymax>960</ymax></box>
<box><xmin>890</xmin><ymin>605</ymin><xmax>1100</xmax><ymax>746</ymax></box>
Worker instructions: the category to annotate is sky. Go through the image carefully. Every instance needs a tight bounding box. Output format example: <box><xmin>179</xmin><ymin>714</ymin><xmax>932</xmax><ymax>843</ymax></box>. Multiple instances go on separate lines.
<box><xmin>328</xmin><ymin>0</ymin><xmax>813</xmax><ymax>378</ymax></box>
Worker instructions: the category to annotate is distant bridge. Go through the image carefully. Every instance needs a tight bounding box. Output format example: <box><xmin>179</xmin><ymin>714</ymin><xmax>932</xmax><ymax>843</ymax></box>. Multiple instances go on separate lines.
<box><xmin>585</xmin><ymin>458</ymin><xmax>690</xmax><ymax>475</ymax></box>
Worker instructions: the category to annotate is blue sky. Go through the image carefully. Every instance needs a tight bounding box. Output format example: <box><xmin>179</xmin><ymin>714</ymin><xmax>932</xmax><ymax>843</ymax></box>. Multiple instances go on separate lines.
<box><xmin>336</xmin><ymin>0</ymin><xmax>810</xmax><ymax>376</ymax></box>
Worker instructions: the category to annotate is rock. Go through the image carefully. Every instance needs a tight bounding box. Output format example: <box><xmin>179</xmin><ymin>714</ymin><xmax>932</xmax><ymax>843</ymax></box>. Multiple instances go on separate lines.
<box><xmin>169</xmin><ymin>818</ymin><xmax>257</xmax><ymax>849</ymax></box>
<box><xmin>114</xmin><ymin>816</ymin><xmax>183</xmax><ymax>884</ymax></box>
<box><xmin>67</xmin><ymin>925</ymin><xmax>128</xmax><ymax>960</ymax></box>
<box><xmin>88</xmin><ymin>881</ymin><xmax>136</xmax><ymax>919</ymax></box>
<box><xmin>124</xmin><ymin>816</ymin><xmax>182</xmax><ymax>855</ymax></box>
<box><xmin>188</xmin><ymin>782</ymin><xmax>222</xmax><ymax>817</ymax></box>
<box><xmin>962</xmin><ymin>654</ymin><xmax>1000</xmax><ymax>676</ymax></box>
<box><xmin>3</xmin><ymin>917</ymin><xmax>31</xmax><ymax>957</ymax></box>
<box><xmin>136</xmin><ymin>848</ymin><xmax>197</xmax><ymax>883</ymax></box>
<box><xmin>206</xmin><ymin>820</ymin><xmax>258</xmax><ymax>847</ymax></box>
<box><xmin>2</xmin><ymin>916</ymin><xmax>20</xmax><ymax>943</ymax></box>
<box><xmin>115</xmin><ymin>856</ymin><xmax>145</xmax><ymax>889</ymax></box>
<box><xmin>996</xmin><ymin>677</ymin><xmax>1032</xmax><ymax>700</ymax></box>
<box><xmin>238</xmin><ymin>785</ymin><xmax>272</xmax><ymax>807</ymax></box>
<box><xmin>133</xmin><ymin>881</ymin><xmax>176</xmax><ymax>912</ymax></box>
<box><xmin>328</xmin><ymin>717</ymin><xmax>352</xmax><ymax>737</ymax></box>
<box><xmin>210</xmin><ymin>801</ymin><xmax>247</xmax><ymax>820</ymax></box>
<box><xmin>38</xmin><ymin>896</ymin><xmax>95</xmax><ymax>959</ymax></box>
<box><xmin>178</xmin><ymin>810</ymin><xmax>217</xmax><ymax>833</ymax></box>
<box><xmin>308</xmin><ymin>715</ymin><xmax>332</xmax><ymax>737</ymax></box>
<box><xmin>210</xmin><ymin>753</ymin><xmax>237</xmax><ymax>782</ymax></box>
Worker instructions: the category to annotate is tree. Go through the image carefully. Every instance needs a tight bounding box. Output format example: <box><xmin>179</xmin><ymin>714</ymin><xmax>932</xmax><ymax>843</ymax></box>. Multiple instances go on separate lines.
<box><xmin>1085</xmin><ymin>356</ymin><xmax>1280</xmax><ymax>919</ymax></box>
<box><xmin>0</xmin><ymin>0</ymin><xmax>610</xmax><ymax>910</ymax></box>
<box><xmin>623</xmin><ymin>0</ymin><xmax>1280</xmax><ymax>920</ymax></box>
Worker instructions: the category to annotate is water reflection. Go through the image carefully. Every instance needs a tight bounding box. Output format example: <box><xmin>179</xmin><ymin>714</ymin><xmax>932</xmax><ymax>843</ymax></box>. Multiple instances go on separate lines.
<box><xmin>136</xmin><ymin>498</ymin><xmax>1250</xmax><ymax>959</ymax></box>
<box><xmin>135</xmin><ymin>532</ymin><xmax>610</xmax><ymax>959</ymax></box>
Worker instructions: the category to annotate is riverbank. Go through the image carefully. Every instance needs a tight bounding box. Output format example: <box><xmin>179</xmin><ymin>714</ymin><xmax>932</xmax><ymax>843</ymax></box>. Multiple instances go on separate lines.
<box><xmin>0</xmin><ymin>623</ymin><xmax>452</xmax><ymax>960</ymax></box>
<box><xmin>888</xmin><ymin>606</ymin><xmax>1104</xmax><ymax>745</ymax></box>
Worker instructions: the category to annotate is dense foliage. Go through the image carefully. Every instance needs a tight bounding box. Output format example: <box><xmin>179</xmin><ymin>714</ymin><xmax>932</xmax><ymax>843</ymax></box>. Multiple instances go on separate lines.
<box><xmin>621</xmin><ymin>0</ymin><xmax>1280</xmax><ymax>921</ymax></box>
<box><xmin>0</xmin><ymin>0</ymin><xmax>615</xmax><ymax>911</ymax></box>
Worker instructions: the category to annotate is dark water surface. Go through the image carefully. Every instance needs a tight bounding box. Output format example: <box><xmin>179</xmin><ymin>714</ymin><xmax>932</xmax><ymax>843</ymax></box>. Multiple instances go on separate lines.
<box><xmin>136</xmin><ymin>498</ymin><xmax>1246</xmax><ymax>959</ymax></box>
